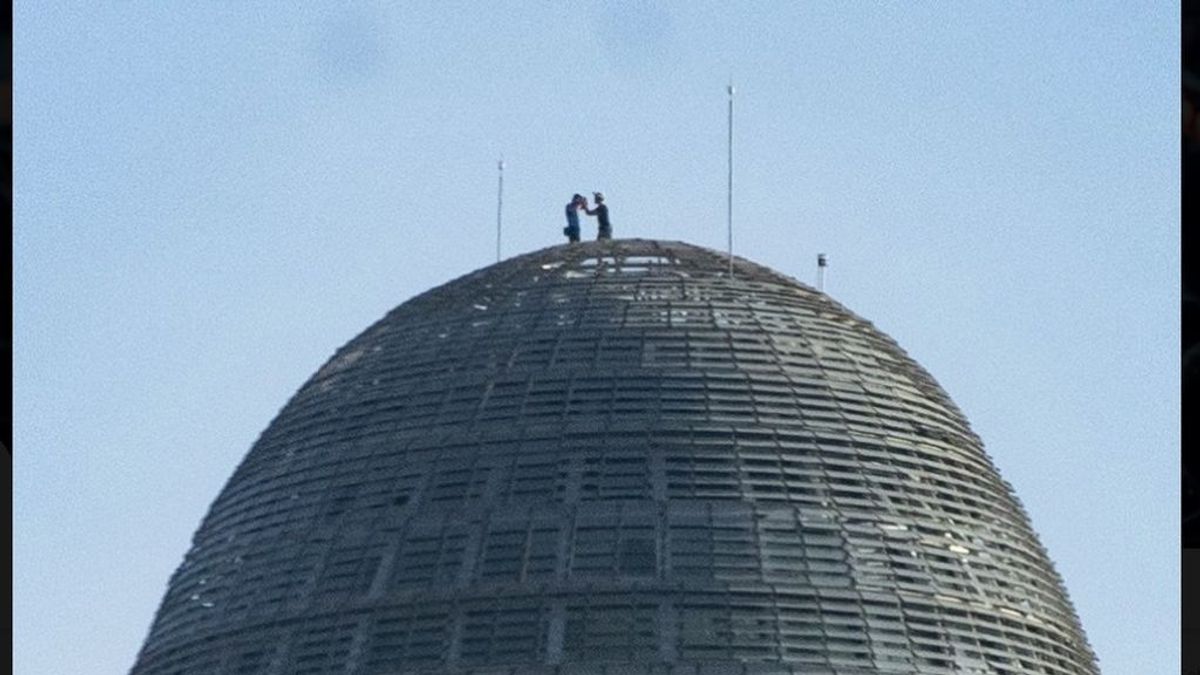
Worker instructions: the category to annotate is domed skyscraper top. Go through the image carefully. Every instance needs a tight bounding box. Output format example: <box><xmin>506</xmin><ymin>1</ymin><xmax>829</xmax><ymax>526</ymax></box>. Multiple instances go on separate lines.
<box><xmin>132</xmin><ymin>239</ymin><xmax>1097</xmax><ymax>674</ymax></box>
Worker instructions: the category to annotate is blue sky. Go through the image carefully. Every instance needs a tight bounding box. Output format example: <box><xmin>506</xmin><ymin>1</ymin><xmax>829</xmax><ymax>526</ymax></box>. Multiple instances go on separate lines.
<box><xmin>14</xmin><ymin>2</ymin><xmax>1177</xmax><ymax>673</ymax></box>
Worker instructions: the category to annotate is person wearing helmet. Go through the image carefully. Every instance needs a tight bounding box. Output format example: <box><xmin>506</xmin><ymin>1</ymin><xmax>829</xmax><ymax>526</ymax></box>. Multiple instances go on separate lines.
<box><xmin>563</xmin><ymin>194</ymin><xmax>583</xmax><ymax>243</ymax></box>
<box><xmin>583</xmin><ymin>192</ymin><xmax>612</xmax><ymax>240</ymax></box>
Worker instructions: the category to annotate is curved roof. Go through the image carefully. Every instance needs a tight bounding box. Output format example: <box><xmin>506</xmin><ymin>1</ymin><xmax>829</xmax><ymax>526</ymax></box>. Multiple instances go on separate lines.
<box><xmin>132</xmin><ymin>239</ymin><xmax>1096</xmax><ymax>674</ymax></box>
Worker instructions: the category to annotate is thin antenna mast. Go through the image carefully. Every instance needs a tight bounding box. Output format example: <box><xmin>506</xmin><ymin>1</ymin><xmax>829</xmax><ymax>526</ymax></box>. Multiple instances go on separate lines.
<box><xmin>817</xmin><ymin>253</ymin><xmax>827</xmax><ymax>291</ymax></box>
<box><xmin>726</xmin><ymin>81</ymin><xmax>735</xmax><ymax>277</ymax></box>
<box><xmin>496</xmin><ymin>158</ymin><xmax>505</xmax><ymax>263</ymax></box>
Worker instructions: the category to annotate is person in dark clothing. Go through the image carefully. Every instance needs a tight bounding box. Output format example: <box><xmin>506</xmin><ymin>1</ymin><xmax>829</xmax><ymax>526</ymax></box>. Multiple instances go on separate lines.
<box><xmin>563</xmin><ymin>194</ymin><xmax>583</xmax><ymax>243</ymax></box>
<box><xmin>583</xmin><ymin>192</ymin><xmax>612</xmax><ymax>240</ymax></box>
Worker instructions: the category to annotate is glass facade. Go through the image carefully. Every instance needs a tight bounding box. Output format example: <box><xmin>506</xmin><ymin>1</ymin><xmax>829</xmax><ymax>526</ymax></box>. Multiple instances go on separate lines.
<box><xmin>132</xmin><ymin>239</ymin><xmax>1096</xmax><ymax>674</ymax></box>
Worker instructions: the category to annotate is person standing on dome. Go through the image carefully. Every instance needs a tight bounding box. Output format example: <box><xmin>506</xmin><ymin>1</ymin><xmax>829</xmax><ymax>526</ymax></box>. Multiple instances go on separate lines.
<box><xmin>583</xmin><ymin>192</ymin><xmax>612</xmax><ymax>240</ymax></box>
<box><xmin>563</xmin><ymin>194</ymin><xmax>583</xmax><ymax>243</ymax></box>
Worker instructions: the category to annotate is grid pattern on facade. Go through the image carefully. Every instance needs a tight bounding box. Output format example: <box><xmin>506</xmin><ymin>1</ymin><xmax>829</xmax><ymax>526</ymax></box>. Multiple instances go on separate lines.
<box><xmin>132</xmin><ymin>239</ymin><xmax>1096</xmax><ymax>674</ymax></box>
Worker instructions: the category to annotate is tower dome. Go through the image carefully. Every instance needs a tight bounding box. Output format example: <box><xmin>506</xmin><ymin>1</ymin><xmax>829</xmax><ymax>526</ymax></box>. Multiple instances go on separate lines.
<box><xmin>132</xmin><ymin>239</ymin><xmax>1096</xmax><ymax>674</ymax></box>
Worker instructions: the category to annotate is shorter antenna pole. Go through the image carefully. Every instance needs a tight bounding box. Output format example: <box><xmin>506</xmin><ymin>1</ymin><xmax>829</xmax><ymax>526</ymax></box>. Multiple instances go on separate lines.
<box><xmin>817</xmin><ymin>253</ymin><xmax>827</xmax><ymax>291</ymax></box>
<box><xmin>496</xmin><ymin>159</ymin><xmax>505</xmax><ymax>263</ymax></box>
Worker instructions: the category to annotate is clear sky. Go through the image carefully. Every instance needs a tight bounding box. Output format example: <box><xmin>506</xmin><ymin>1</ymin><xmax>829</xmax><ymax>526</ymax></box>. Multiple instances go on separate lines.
<box><xmin>13</xmin><ymin>2</ymin><xmax>1177</xmax><ymax>673</ymax></box>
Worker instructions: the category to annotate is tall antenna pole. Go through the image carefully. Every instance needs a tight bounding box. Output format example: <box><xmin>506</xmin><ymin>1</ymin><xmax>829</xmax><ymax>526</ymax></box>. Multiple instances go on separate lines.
<box><xmin>726</xmin><ymin>81</ymin><xmax>735</xmax><ymax>277</ymax></box>
<box><xmin>817</xmin><ymin>253</ymin><xmax>827</xmax><ymax>291</ymax></box>
<box><xmin>496</xmin><ymin>158</ymin><xmax>505</xmax><ymax>263</ymax></box>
